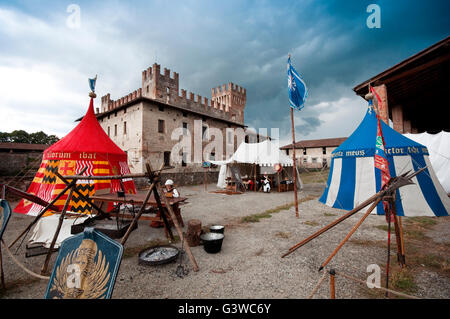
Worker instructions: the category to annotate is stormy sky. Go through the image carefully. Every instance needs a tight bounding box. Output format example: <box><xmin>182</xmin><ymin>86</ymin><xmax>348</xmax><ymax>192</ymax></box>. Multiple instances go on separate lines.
<box><xmin>0</xmin><ymin>0</ymin><xmax>449</xmax><ymax>146</ymax></box>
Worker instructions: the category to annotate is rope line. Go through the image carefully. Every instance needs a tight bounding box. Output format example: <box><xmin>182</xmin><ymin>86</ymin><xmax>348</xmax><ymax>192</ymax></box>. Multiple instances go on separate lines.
<box><xmin>307</xmin><ymin>270</ymin><xmax>327</xmax><ymax>299</ymax></box>
<box><xmin>334</xmin><ymin>269</ymin><xmax>419</xmax><ymax>299</ymax></box>
<box><xmin>1</xmin><ymin>240</ymin><xmax>50</xmax><ymax>280</ymax></box>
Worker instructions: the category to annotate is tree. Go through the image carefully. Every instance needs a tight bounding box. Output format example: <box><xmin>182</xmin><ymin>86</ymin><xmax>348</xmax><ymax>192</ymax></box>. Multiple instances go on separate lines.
<box><xmin>0</xmin><ymin>130</ymin><xmax>59</xmax><ymax>144</ymax></box>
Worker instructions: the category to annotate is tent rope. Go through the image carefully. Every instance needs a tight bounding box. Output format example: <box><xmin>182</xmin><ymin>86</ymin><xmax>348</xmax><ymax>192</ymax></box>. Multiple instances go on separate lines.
<box><xmin>333</xmin><ymin>270</ymin><xmax>419</xmax><ymax>299</ymax></box>
<box><xmin>307</xmin><ymin>270</ymin><xmax>327</xmax><ymax>299</ymax></box>
<box><xmin>1</xmin><ymin>240</ymin><xmax>49</xmax><ymax>280</ymax></box>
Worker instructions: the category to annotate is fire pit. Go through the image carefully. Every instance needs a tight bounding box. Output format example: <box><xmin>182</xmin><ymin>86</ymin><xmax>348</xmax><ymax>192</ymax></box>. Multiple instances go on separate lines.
<box><xmin>138</xmin><ymin>245</ymin><xmax>180</xmax><ymax>266</ymax></box>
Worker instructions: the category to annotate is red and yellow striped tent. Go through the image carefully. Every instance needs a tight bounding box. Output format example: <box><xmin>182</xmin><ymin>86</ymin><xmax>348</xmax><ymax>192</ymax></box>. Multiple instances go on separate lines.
<box><xmin>14</xmin><ymin>98</ymin><xmax>136</xmax><ymax>216</ymax></box>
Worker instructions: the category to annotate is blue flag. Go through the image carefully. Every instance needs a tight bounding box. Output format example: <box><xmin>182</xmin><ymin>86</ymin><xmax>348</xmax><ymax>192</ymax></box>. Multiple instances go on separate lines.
<box><xmin>88</xmin><ymin>75</ymin><xmax>97</xmax><ymax>93</ymax></box>
<box><xmin>287</xmin><ymin>57</ymin><xmax>308</xmax><ymax>110</ymax></box>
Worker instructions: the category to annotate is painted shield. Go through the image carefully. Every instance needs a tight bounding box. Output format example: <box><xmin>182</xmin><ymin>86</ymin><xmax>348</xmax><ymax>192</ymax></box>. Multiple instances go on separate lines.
<box><xmin>0</xmin><ymin>199</ymin><xmax>12</xmax><ymax>241</ymax></box>
<box><xmin>44</xmin><ymin>227</ymin><xmax>123</xmax><ymax>299</ymax></box>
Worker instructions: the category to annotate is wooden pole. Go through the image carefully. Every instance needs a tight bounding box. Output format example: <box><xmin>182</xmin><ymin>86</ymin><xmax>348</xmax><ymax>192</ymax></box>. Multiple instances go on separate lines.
<box><xmin>41</xmin><ymin>188</ymin><xmax>74</xmax><ymax>275</ymax></box>
<box><xmin>120</xmin><ymin>180</ymin><xmax>157</xmax><ymax>245</ymax></box>
<box><xmin>282</xmin><ymin>195</ymin><xmax>383</xmax><ymax>258</ymax></box>
<box><xmin>0</xmin><ymin>244</ymin><xmax>5</xmax><ymax>289</ymax></box>
<box><xmin>329</xmin><ymin>269</ymin><xmax>336</xmax><ymax>299</ymax></box>
<box><xmin>54</xmin><ymin>171</ymin><xmax>108</xmax><ymax>217</ymax></box>
<box><xmin>319</xmin><ymin>199</ymin><xmax>380</xmax><ymax>271</ymax></box>
<box><xmin>290</xmin><ymin>108</ymin><xmax>299</xmax><ymax>218</ymax></box>
<box><xmin>391</xmin><ymin>202</ymin><xmax>405</xmax><ymax>267</ymax></box>
<box><xmin>8</xmin><ymin>167</ymin><xmax>87</xmax><ymax>249</ymax></box>
<box><xmin>385</xmin><ymin>202</ymin><xmax>392</xmax><ymax>298</ymax></box>
<box><xmin>398</xmin><ymin>216</ymin><xmax>406</xmax><ymax>264</ymax></box>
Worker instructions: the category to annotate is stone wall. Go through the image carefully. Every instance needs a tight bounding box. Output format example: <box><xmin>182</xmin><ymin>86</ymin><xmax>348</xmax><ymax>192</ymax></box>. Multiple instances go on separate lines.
<box><xmin>133</xmin><ymin>170</ymin><xmax>220</xmax><ymax>189</ymax></box>
<box><xmin>0</xmin><ymin>152</ymin><xmax>42</xmax><ymax>176</ymax></box>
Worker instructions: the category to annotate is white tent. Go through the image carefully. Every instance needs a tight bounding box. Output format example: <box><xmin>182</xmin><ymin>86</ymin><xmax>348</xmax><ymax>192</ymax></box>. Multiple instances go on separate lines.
<box><xmin>403</xmin><ymin>131</ymin><xmax>450</xmax><ymax>194</ymax></box>
<box><xmin>211</xmin><ymin>140</ymin><xmax>299</xmax><ymax>189</ymax></box>
<box><xmin>211</xmin><ymin>140</ymin><xmax>293</xmax><ymax>166</ymax></box>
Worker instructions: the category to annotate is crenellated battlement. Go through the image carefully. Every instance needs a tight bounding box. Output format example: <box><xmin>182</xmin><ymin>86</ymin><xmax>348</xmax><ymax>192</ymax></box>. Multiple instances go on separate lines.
<box><xmin>100</xmin><ymin>63</ymin><xmax>246</xmax><ymax>123</ymax></box>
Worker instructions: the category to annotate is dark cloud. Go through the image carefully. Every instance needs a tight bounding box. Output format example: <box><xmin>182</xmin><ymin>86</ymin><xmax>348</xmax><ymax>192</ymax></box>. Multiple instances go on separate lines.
<box><xmin>0</xmin><ymin>0</ymin><xmax>448</xmax><ymax>140</ymax></box>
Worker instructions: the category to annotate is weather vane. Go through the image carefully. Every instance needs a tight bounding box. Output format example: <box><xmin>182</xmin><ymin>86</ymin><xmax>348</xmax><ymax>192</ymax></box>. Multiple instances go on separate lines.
<box><xmin>89</xmin><ymin>75</ymin><xmax>97</xmax><ymax>98</ymax></box>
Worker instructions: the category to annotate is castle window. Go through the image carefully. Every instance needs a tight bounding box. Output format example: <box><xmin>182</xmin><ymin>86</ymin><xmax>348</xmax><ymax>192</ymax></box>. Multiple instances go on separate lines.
<box><xmin>159</xmin><ymin>105</ymin><xmax>164</xmax><ymax>112</ymax></box>
<box><xmin>114</xmin><ymin>112</ymin><xmax>117</xmax><ymax>117</ymax></box>
<box><xmin>182</xmin><ymin>122</ymin><xmax>188</xmax><ymax>135</ymax></box>
<box><xmin>183</xmin><ymin>112</ymin><xmax>188</xmax><ymax>117</ymax></box>
<box><xmin>210</xmin><ymin>152</ymin><xmax>215</xmax><ymax>161</ymax></box>
<box><xmin>124</xmin><ymin>108</ymin><xmax>127</xmax><ymax>114</ymax></box>
<box><xmin>146</xmin><ymin>85</ymin><xmax>149</xmax><ymax>93</ymax></box>
<box><xmin>166</xmin><ymin>87</ymin><xmax>170</xmax><ymax>94</ymax></box>
<box><xmin>107</xmin><ymin>126</ymin><xmax>110</xmax><ymax>136</ymax></box>
<box><xmin>182</xmin><ymin>152</ymin><xmax>187</xmax><ymax>167</ymax></box>
<box><xmin>158</xmin><ymin>119</ymin><xmax>165</xmax><ymax>133</ymax></box>
<box><xmin>114</xmin><ymin>124</ymin><xmax>117</xmax><ymax>136</ymax></box>
<box><xmin>202</xmin><ymin>125</ymin><xmax>209</xmax><ymax>140</ymax></box>
<box><xmin>322</xmin><ymin>147</ymin><xmax>326</xmax><ymax>155</ymax></box>
<box><xmin>164</xmin><ymin>151</ymin><xmax>171</xmax><ymax>167</ymax></box>
<box><xmin>303</xmin><ymin>148</ymin><xmax>307</xmax><ymax>155</ymax></box>
<box><xmin>123</xmin><ymin>121</ymin><xmax>127</xmax><ymax>135</ymax></box>
<box><xmin>285</xmin><ymin>149</ymin><xmax>289</xmax><ymax>155</ymax></box>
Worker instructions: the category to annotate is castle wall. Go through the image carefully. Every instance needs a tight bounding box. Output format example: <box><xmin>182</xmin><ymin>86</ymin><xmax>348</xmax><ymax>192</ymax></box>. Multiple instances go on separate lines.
<box><xmin>98</xmin><ymin>102</ymin><xmax>145</xmax><ymax>173</ymax></box>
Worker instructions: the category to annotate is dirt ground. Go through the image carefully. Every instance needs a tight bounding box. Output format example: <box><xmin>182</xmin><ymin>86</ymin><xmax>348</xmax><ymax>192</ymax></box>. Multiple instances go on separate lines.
<box><xmin>1</xmin><ymin>182</ymin><xmax>449</xmax><ymax>299</ymax></box>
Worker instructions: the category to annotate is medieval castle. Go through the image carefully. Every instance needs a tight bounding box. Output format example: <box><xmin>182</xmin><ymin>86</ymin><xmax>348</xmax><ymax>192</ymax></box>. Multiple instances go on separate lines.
<box><xmin>95</xmin><ymin>63</ymin><xmax>251</xmax><ymax>184</ymax></box>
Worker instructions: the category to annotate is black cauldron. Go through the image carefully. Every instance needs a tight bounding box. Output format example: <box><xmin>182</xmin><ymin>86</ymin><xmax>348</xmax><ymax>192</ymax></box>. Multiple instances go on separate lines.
<box><xmin>200</xmin><ymin>232</ymin><xmax>224</xmax><ymax>254</ymax></box>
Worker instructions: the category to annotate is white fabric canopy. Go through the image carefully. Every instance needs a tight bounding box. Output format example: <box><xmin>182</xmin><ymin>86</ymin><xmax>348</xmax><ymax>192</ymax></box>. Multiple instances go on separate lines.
<box><xmin>210</xmin><ymin>140</ymin><xmax>293</xmax><ymax>166</ymax></box>
<box><xmin>403</xmin><ymin>131</ymin><xmax>450</xmax><ymax>193</ymax></box>
<box><xmin>29</xmin><ymin>215</ymin><xmax>89</xmax><ymax>248</ymax></box>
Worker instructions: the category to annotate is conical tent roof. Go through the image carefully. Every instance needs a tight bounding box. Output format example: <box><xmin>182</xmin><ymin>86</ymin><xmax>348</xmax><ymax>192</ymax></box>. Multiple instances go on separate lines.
<box><xmin>44</xmin><ymin>98</ymin><xmax>126</xmax><ymax>162</ymax></box>
<box><xmin>319</xmin><ymin>106</ymin><xmax>449</xmax><ymax>217</ymax></box>
<box><xmin>15</xmin><ymin>98</ymin><xmax>136</xmax><ymax>216</ymax></box>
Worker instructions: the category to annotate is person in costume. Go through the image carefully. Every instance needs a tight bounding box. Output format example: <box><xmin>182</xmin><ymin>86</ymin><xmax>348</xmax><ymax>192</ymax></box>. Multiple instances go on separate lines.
<box><xmin>262</xmin><ymin>173</ymin><xmax>271</xmax><ymax>193</ymax></box>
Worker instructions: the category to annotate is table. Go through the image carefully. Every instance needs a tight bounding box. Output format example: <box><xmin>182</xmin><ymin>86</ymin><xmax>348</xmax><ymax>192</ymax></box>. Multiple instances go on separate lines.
<box><xmin>89</xmin><ymin>192</ymin><xmax>186</xmax><ymax>227</ymax></box>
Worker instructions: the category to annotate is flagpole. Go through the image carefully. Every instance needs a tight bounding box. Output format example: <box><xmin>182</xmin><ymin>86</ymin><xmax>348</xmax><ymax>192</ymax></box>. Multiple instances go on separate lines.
<box><xmin>290</xmin><ymin>107</ymin><xmax>299</xmax><ymax>218</ymax></box>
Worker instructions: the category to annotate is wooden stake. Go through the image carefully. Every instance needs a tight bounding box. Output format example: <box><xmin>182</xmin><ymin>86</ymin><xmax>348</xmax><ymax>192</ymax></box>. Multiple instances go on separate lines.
<box><xmin>398</xmin><ymin>216</ymin><xmax>406</xmax><ymax>264</ymax></box>
<box><xmin>41</xmin><ymin>188</ymin><xmax>74</xmax><ymax>275</ymax></box>
<box><xmin>329</xmin><ymin>269</ymin><xmax>336</xmax><ymax>299</ymax></box>
<box><xmin>290</xmin><ymin>108</ymin><xmax>299</xmax><ymax>218</ymax></box>
<box><xmin>319</xmin><ymin>199</ymin><xmax>380</xmax><ymax>271</ymax></box>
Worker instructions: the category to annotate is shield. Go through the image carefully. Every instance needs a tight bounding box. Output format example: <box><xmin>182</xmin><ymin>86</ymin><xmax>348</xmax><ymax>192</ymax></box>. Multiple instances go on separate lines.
<box><xmin>44</xmin><ymin>227</ymin><xmax>123</xmax><ymax>299</ymax></box>
<box><xmin>0</xmin><ymin>200</ymin><xmax>12</xmax><ymax>241</ymax></box>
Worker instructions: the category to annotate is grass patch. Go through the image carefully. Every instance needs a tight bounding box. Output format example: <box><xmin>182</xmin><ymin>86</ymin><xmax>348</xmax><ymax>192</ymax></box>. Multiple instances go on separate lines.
<box><xmin>324</xmin><ymin>212</ymin><xmax>337</xmax><ymax>217</ymax></box>
<box><xmin>389</xmin><ymin>269</ymin><xmax>418</xmax><ymax>295</ymax></box>
<box><xmin>303</xmin><ymin>220</ymin><xmax>319</xmax><ymax>226</ymax></box>
<box><xmin>241</xmin><ymin>196</ymin><xmax>318</xmax><ymax>223</ymax></box>
<box><xmin>407</xmin><ymin>217</ymin><xmax>437</xmax><ymax>228</ymax></box>
<box><xmin>274</xmin><ymin>231</ymin><xmax>291</xmax><ymax>239</ymax></box>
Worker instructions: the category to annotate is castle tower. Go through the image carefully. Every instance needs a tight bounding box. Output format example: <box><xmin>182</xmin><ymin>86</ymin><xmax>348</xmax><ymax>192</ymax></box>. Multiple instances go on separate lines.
<box><xmin>141</xmin><ymin>63</ymin><xmax>179</xmax><ymax>104</ymax></box>
<box><xmin>211</xmin><ymin>82</ymin><xmax>246</xmax><ymax>123</ymax></box>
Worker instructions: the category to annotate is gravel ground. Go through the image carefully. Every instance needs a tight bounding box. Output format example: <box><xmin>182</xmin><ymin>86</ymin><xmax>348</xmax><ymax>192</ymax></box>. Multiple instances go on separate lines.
<box><xmin>1</xmin><ymin>183</ymin><xmax>449</xmax><ymax>299</ymax></box>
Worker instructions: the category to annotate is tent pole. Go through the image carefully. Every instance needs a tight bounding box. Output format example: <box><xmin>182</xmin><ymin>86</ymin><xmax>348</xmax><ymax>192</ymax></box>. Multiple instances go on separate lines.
<box><xmin>254</xmin><ymin>164</ymin><xmax>256</xmax><ymax>192</ymax></box>
<box><xmin>398</xmin><ymin>216</ymin><xmax>406</xmax><ymax>266</ymax></box>
<box><xmin>290</xmin><ymin>108</ymin><xmax>299</xmax><ymax>218</ymax></box>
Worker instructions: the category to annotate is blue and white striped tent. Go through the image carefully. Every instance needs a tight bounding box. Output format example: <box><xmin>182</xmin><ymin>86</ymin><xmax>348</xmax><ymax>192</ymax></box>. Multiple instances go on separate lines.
<box><xmin>319</xmin><ymin>106</ymin><xmax>450</xmax><ymax>217</ymax></box>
